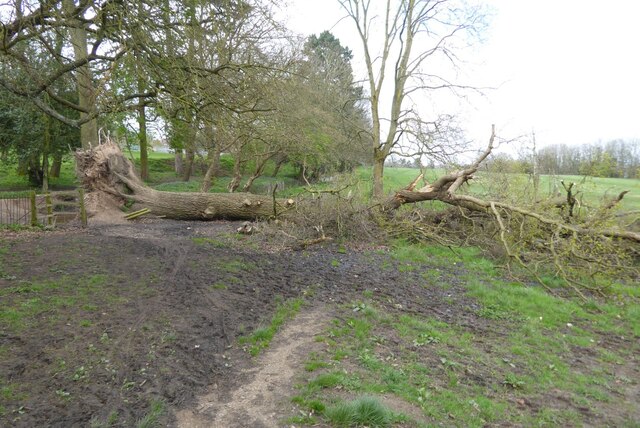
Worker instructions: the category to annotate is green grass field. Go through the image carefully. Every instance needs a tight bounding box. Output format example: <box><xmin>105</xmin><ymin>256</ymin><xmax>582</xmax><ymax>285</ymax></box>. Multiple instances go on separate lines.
<box><xmin>540</xmin><ymin>174</ymin><xmax>640</xmax><ymax>211</ymax></box>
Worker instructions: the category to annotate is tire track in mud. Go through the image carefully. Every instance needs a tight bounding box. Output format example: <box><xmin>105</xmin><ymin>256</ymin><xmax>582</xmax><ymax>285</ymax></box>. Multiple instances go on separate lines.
<box><xmin>175</xmin><ymin>306</ymin><xmax>331</xmax><ymax>428</ymax></box>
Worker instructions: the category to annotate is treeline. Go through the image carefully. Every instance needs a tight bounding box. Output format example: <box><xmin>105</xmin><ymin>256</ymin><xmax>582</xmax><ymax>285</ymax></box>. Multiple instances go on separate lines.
<box><xmin>0</xmin><ymin>1</ymin><xmax>371</xmax><ymax>190</ymax></box>
<box><xmin>537</xmin><ymin>140</ymin><xmax>640</xmax><ymax>178</ymax></box>
<box><xmin>485</xmin><ymin>140</ymin><xmax>640</xmax><ymax>179</ymax></box>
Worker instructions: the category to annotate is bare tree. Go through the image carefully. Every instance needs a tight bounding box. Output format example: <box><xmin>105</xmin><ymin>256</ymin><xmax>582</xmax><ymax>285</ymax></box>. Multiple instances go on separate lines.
<box><xmin>338</xmin><ymin>0</ymin><xmax>484</xmax><ymax>198</ymax></box>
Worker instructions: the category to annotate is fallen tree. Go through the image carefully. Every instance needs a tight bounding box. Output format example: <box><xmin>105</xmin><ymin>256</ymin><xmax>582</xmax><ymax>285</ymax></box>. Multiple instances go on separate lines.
<box><xmin>375</xmin><ymin>125</ymin><xmax>638</xmax><ymax>297</ymax></box>
<box><xmin>384</xmin><ymin>125</ymin><xmax>640</xmax><ymax>244</ymax></box>
<box><xmin>76</xmin><ymin>133</ymin><xmax>638</xmax><ymax>243</ymax></box>
<box><xmin>75</xmin><ymin>141</ymin><xmax>294</xmax><ymax>221</ymax></box>
<box><xmin>76</xmin><ymin>133</ymin><xmax>637</xmax><ymax>295</ymax></box>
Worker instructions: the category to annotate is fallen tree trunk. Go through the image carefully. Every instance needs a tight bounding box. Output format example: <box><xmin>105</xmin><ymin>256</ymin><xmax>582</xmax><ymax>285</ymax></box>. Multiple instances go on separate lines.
<box><xmin>75</xmin><ymin>140</ymin><xmax>294</xmax><ymax>221</ymax></box>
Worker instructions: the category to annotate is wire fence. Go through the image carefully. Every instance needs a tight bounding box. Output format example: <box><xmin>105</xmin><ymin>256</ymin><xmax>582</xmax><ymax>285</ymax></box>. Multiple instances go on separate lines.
<box><xmin>0</xmin><ymin>190</ymin><xmax>87</xmax><ymax>228</ymax></box>
<box><xmin>0</xmin><ymin>191</ymin><xmax>35</xmax><ymax>226</ymax></box>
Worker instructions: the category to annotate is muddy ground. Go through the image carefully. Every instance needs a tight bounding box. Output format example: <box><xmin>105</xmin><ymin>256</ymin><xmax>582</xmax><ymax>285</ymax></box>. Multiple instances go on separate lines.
<box><xmin>0</xmin><ymin>219</ymin><xmax>638</xmax><ymax>427</ymax></box>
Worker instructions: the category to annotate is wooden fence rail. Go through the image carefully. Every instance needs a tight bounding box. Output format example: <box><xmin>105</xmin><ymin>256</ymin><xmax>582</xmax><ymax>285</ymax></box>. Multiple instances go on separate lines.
<box><xmin>0</xmin><ymin>189</ymin><xmax>87</xmax><ymax>228</ymax></box>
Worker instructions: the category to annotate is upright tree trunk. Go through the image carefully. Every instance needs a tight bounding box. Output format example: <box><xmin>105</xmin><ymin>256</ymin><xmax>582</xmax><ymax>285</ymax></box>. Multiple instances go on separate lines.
<box><xmin>271</xmin><ymin>162</ymin><xmax>283</xmax><ymax>177</ymax></box>
<box><xmin>42</xmin><ymin>153</ymin><xmax>49</xmax><ymax>192</ymax></box>
<box><xmin>136</xmin><ymin>46</ymin><xmax>149</xmax><ymax>181</ymax></box>
<box><xmin>17</xmin><ymin>158</ymin><xmax>27</xmax><ymax>175</ymax></box>
<box><xmin>228</xmin><ymin>155</ymin><xmax>242</xmax><ymax>192</ymax></box>
<box><xmin>296</xmin><ymin>162</ymin><xmax>305</xmax><ymax>181</ymax></box>
<box><xmin>372</xmin><ymin>149</ymin><xmax>385</xmax><ymax>199</ymax></box>
<box><xmin>42</xmin><ymin>112</ymin><xmax>50</xmax><ymax>192</ymax></box>
<box><xmin>49</xmin><ymin>154</ymin><xmax>62</xmax><ymax>178</ymax></box>
<box><xmin>531</xmin><ymin>130</ymin><xmax>540</xmax><ymax>199</ymax></box>
<box><xmin>242</xmin><ymin>156</ymin><xmax>271</xmax><ymax>193</ymax></box>
<box><xmin>201</xmin><ymin>145</ymin><xmax>221</xmax><ymax>192</ymax></box>
<box><xmin>27</xmin><ymin>156</ymin><xmax>42</xmax><ymax>186</ymax></box>
<box><xmin>174</xmin><ymin>150</ymin><xmax>184</xmax><ymax>175</ymax></box>
<box><xmin>64</xmin><ymin>0</ymin><xmax>98</xmax><ymax>149</ymax></box>
<box><xmin>271</xmin><ymin>154</ymin><xmax>287</xmax><ymax>177</ymax></box>
<box><xmin>179</xmin><ymin>0</ymin><xmax>198</xmax><ymax>184</ymax></box>
<box><xmin>182</xmin><ymin>148</ymin><xmax>195</xmax><ymax>182</ymax></box>
<box><xmin>138</xmin><ymin>102</ymin><xmax>148</xmax><ymax>181</ymax></box>
<box><xmin>242</xmin><ymin>174</ymin><xmax>258</xmax><ymax>193</ymax></box>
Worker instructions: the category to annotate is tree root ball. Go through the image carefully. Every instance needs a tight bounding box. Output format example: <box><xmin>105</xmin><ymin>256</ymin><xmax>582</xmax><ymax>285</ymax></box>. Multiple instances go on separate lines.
<box><xmin>75</xmin><ymin>140</ymin><xmax>295</xmax><ymax>221</ymax></box>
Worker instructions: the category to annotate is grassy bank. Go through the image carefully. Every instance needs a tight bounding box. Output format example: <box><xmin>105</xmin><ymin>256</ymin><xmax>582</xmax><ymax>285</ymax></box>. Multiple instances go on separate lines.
<box><xmin>288</xmin><ymin>242</ymin><xmax>640</xmax><ymax>427</ymax></box>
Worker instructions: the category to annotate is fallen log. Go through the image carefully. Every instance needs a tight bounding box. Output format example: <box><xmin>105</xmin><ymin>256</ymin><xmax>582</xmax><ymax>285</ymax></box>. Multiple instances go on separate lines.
<box><xmin>75</xmin><ymin>140</ymin><xmax>294</xmax><ymax>221</ymax></box>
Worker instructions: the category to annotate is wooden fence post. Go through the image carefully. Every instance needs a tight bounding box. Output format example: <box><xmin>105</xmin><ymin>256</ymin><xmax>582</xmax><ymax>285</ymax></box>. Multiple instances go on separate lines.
<box><xmin>45</xmin><ymin>192</ymin><xmax>53</xmax><ymax>226</ymax></box>
<box><xmin>78</xmin><ymin>188</ymin><xmax>87</xmax><ymax>228</ymax></box>
<box><xmin>30</xmin><ymin>191</ymin><xmax>38</xmax><ymax>226</ymax></box>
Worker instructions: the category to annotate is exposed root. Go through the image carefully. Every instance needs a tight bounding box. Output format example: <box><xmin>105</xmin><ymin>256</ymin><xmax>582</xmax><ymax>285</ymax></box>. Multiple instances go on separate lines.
<box><xmin>75</xmin><ymin>140</ymin><xmax>296</xmax><ymax>221</ymax></box>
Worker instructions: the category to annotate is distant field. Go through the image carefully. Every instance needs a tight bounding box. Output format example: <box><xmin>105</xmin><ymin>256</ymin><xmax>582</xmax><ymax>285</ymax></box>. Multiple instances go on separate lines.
<box><xmin>355</xmin><ymin>166</ymin><xmax>446</xmax><ymax>193</ymax></box>
<box><xmin>470</xmin><ymin>172</ymin><xmax>640</xmax><ymax>212</ymax></box>
<box><xmin>356</xmin><ymin>167</ymin><xmax>640</xmax><ymax>211</ymax></box>
<box><xmin>541</xmin><ymin>174</ymin><xmax>640</xmax><ymax>211</ymax></box>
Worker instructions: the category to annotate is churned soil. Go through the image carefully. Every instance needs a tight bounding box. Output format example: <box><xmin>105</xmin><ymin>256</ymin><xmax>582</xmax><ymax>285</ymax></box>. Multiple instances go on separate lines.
<box><xmin>0</xmin><ymin>219</ymin><xmax>637</xmax><ymax>427</ymax></box>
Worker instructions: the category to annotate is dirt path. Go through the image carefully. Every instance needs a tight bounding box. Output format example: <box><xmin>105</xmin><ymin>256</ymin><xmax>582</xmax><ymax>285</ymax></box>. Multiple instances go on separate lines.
<box><xmin>176</xmin><ymin>307</ymin><xmax>330</xmax><ymax>428</ymax></box>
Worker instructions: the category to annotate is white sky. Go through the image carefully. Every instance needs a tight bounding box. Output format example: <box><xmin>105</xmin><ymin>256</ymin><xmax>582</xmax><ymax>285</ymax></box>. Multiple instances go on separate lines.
<box><xmin>282</xmin><ymin>0</ymin><xmax>640</xmax><ymax>149</ymax></box>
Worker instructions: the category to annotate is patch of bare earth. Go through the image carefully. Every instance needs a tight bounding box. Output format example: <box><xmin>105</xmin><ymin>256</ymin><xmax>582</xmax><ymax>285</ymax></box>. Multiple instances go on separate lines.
<box><xmin>176</xmin><ymin>307</ymin><xmax>332</xmax><ymax>428</ymax></box>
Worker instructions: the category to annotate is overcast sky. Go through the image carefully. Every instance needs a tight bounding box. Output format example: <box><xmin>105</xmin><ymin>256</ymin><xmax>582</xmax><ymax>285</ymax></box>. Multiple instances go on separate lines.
<box><xmin>282</xmin><ymin>0</ymin><xmax>640</xmax><ymax>149</ymax></box>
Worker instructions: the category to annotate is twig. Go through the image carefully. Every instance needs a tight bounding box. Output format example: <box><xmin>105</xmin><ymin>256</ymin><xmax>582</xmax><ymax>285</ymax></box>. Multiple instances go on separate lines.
<box><xmin>602</xmin><ymin>190</ymin><xmax>629</xmax><ymax>211</ymax></box>
<box><xmin>299</xmin><ymin>236</ymin><xmax>333</xmax><ymax>248</ymax></box>
<box><xmin>303</xmin><ymin>184</ymin><xmax>351</xmax><ymax>195</ymax></box>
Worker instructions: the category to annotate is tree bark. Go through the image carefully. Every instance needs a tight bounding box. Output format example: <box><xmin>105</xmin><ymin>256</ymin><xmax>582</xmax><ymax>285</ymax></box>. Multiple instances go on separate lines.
<box><xmin>50</xmin><ymin>154</ymin><xmax>62</xmax><ymax>178</ymax></box>
<box><xmin>271</xmin><ymin>154</ymin><xmax>287</xmax><ymax>177</ymax></box>
<box><xmin>201</xmin><ymin>145</ymin><xmax>221</xmax><ymax>192</ymax></box>
<box><xmin>242</xmin><ymin>174</ymin><xmax>259</xmax><ymax>193</ymax></box>
<box><xmin>121</xmin><ymin>184</ymin><xmax>289</xmax><ymax>220</ymax></box>
<box><xmin>372</xmin><ymin>149</ymin><xmax>385</xmax><ymax>198</ymax></box>
<box><xmin>228</xmin><ymin>153</ymin><xmax>243</xmax><ymax>192</ymax></box>
<box><xmin>242</xmin><ymin>155</ymin><xmax>272</xmax><ymax>192</ymax></box>
<box><xmin>63</xmin><ymin>0</ymin><xmax>98</xmax><ymax>149</ymax></box>
<box><xmin>174</xmin><ymin>150</ymin><xmax>184</xmax><ymax>175</ymax></box>
<box><xmin>42</xmin><ymin>112</ymin><xmax>50</xmax><ymax>192</ymax></box>
<box><xmin>138</xmin><ymin>102</ymin><xmax>148</xmax><ymax>181</ymax></box>
<box><xmin>75</xmin><ymin>140</ymin><xmax>294</xmax><ymax>220</ymax></box>
<box><xmin>182</xmin><ymin>148</ymin><xmax>195</xmax><ymax>182</ymax></box>
<box><xmin>136</xmin><ymin>45</ymin><xmax>149</xmax><ymax>181</ymax></box>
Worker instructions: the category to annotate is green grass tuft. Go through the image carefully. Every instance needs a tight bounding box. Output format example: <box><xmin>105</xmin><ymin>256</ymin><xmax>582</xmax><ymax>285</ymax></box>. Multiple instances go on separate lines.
<box><xmin>238</xmin><ymin>297</ymin><xmax>304</xmax><ymax>356</ymax></box>
<box><xmin>135</xmin><ymin>400</ymin><xmax>165</xmax><ymax>428</ymax></box>
<box><xmin>324</xmin><ymin>396</ymin><xmax>393</xmax><ymax>427</ymax></box>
